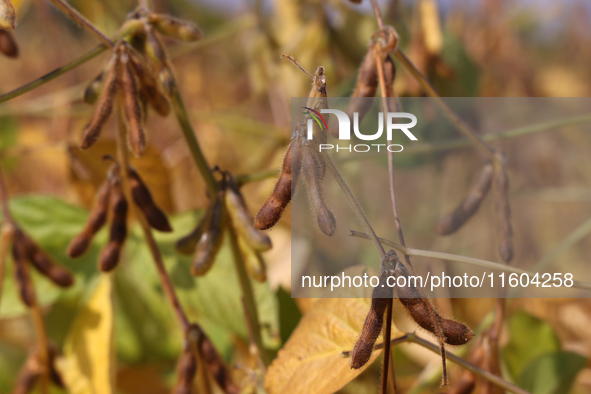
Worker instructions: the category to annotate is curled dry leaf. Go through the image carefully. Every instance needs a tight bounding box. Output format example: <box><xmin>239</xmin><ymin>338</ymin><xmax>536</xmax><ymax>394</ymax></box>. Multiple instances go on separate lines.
<box><xmin>0</xmin><ymin>0</ymin><xmax>16</xmax><ymax>30</ymax></box>
<box><xmin>265</xmin><ymin>266</ymin><xmax>403</xmax><ymax>394</ymax></box>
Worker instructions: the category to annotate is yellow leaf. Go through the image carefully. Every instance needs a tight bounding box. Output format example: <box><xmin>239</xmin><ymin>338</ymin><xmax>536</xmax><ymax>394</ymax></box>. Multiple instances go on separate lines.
<box><xmin>59</xmin><ymin>274</ymin><xmax>115</xmax><ymax>394</ymax></box>
<box><xmin>265</xmin><ymin>266</ymin><xmax>403</xmax><ymax>394</ymax></box>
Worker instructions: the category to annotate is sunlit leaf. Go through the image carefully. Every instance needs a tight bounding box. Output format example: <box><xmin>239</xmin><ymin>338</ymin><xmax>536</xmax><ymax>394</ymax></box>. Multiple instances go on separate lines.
<box><xmin>59</xmin><ymin>274</ymin><xmax>115</xmax><ymax>394</ymax></box>
<box><xmin>265</xmin><ymin>266</ymin><xmax>403</xmax><ymax>394</ymax></box>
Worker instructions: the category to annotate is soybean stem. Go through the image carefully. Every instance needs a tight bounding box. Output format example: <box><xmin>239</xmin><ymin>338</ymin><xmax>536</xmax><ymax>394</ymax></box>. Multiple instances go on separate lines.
<box><xmin>227</xmin><ymin>225</ymin><xmax>270</xmax><ymax>365</ymax></box>
<box><xmin>350</xmin><ymin>230</ymin><xmax>591</xmax><ymax>292</ymax></box>
<box><xmin>47</xmin><ymin>0</ymin><xmax>114</xmax><ymax>48</ymax></box>
<box><xmin>0</xmin><ymin>16</ymin><xmax>251</xmax><ymax>104</ymax></box>
<box><xmin>116</xmin><ymin>99</ymin><xmax>190</xmax><ymax>331</ymax></box>
<box><xmin>170</xmin><ymin>88</ymin><xmax>218</xmax><ymax>196</ymax></box>
<box><xmin>393</xmin><ymin>49</ymin><xmax>495</xmax><ymax>161</ymax></box>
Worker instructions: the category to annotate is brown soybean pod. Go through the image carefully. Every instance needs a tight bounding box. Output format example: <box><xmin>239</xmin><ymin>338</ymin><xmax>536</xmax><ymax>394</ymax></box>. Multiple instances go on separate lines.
<box><xmin>254</xmin><ymin>143</ymin><xmax>295</xmax><ymax>231</ymax></box>
<box><xmin>494</xmin><ymin>151</ymin><xmax>513</xmax><ymax>263</ymax></box>
<box><xmin>198</xmin><ymin>330</ymin><xmax>241</xmax><ymax>394</ymax></box>
<box><xmin>11</xmin><ymin>238</ymin><xmax>35</xmax><ymax>307</ymax></box>
<box><xmin>434</xmin><ymin>162</ymin><xmax>494</xmax><ymax>236</ymax></box>
<box><xmin>67</xmin><ymin>177</ymin><xmax>112</xmax><ymax>258</ymax></box>
<box><xmin>192</xmin><ymin>196</ymin><xmax>224</xmax><ymax>276</ymax></box>
<box><xmin>11</xmin><ymin>352</ymin><xmax>39</xmax><ymax>394</ymax></box>
<box><xmin>302</xmin><ymin>143</ymin><xmax>335</xmax><ymax>236</ymax></box>
<box><xmin>339</xmin><ymin>47</ymin><xmax>378</xmax><ymax>138</ymax></box>
<box><xmin>80</xmin><ymin>52</ymin><xmax>121</xmax><ymax>150</ymax></box>
<box><xmin>20</xmin><ymin>231</ymin><xmax>74</xmax><ymax>288</ymax></box>
<box><xmin>395</xmin><ymin>265</ymin><xmax>473</xmax><ymax>346</ymax></box>
<box><xmin>126</xmin><ymin>45</ymin><xmax>171</xmax><ymax>116</ymax></box>
<box><xmin>128</xmin><ymin>167</ymin><xmax>172</xmax><ymax>232</ymax></box>
<box><xmin>148</xmin><ymin>13</ymin><xmax>203</xmax><ymax>42</ymax></box>
<box><xmin>305</xmin><ymin>66</ymin><xmax>328</xmax><ymax>145</ymax></box>
<box><xmin>120</xmin><ymin>49</ymin><xmax>146</xmax><ymax>156</ymax></box>
<box><xmin>173</xmin><ymin>341</ymin><xmax>197</xmax><ymax>394</ymax></box>
<box><xmin>225</xmin><ymin>177</ymin><xmax>271</xmax><ymax>252</ymax></box>
<box><xmin>0</xmin><ymin>28</ymin><xmax>18</xmax><ymax>57</ymax></box>
<box><xmin>351</xmin><ymin>268</ymin><xmax>394</xmax><ymax>369</ymax></box>
<box><xmin>99</xmin><ymin>178</ymin><xmax>128</xmax><ymax>272</ymax></box>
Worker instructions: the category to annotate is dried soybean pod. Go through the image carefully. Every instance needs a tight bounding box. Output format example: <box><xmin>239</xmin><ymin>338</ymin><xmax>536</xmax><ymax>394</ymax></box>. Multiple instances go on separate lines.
<box><xmin>120</xmin><ymin>47</ymin><xmax>146</xmax><ymax>156</ymax></box>
<box><xmin>434</xmin><ymin>162</ymin><xmax>494</xmax><ymax>235</ymax></box>
<box><xmin>254</xmin><ymin>143</ymin><xmax>295</xmax><ymax>231</ymax></box>
<box><xmin>395</xmin><ymin>265</ymin><xmax>473</xmax><ymax>346</ymax></box>
<box><xmin>173</xmin><ymin>341</ymin><xmax>197</xmax><ymax>394</ymax></box>
<box><xmin>148</xmin><ymin>13</ymin><xmax>203</xmax><ymax>42</ymax></box>
<box><xmin>84</xmin><ymin>71</ymin><xmax>104</xmax><ymax>105</ymax></box>
<box><xmin>302</xmin><ymin>143</ymin><xmax>335</xmax><ymax>236</ymax></box>
<box><xmin>337</xmin><ymin>44</ymin><xmax>379</xmax><ymax>139</ymax></box>
<box><xmin>198</xmin><ymin>329</ymin><xmax>241</xmax><ymax>394</ymax></box>
<box><xmin>306</xmin><ymin>66</ymin><xmax>329</xmax><ymax>145</ymax></box>
<box><xmin>127</xmin><ymin>46</ymin><xmax>170</xmax><ymax>116</ymax></box>
<box><xmin>80</xmin><ymin>52</ymin><xmax>121</xmax><ymax>150</ymax></box>
<box><xmin>176</xmin><ymin>208</ymin><xmax>211</xmax><ymax>255</ymax></box>
<box><xmin>128</xmin><ymin>167</ymin><xmax>172</xmax><ymax>232</ymax></box>
<box><xmin>145</xmin><ymin>23</ymin><xmax>168</xmax><ymax>64</ymax></box>
<box><xmin>225</xmin><ymin>176</ymin><xmax>271</xmax><ymax>252</ymax></box>
<box><xmin>11</xmin><ymin>238</ymin><xmax>35</xmax><ymax>307</ymax></box>
<box><xmin>99</xmin><ymin>177</ymin><xmax>128</xmax><ymax>272</ymax></box>
<box><xmin>494</xmin><ymin>151</ymin><xmax>513</xmax><ymax>263</ymax></box>
<box><xmin>158</xmin><ymin>65</ymin><xmax>175</xmax><ymax>96</ymax></box>
<box><xmin>0</xmin><ymin>28</ymin><xmax>17</xmax><ymax>57</ymax></box>
<box><xmin>290</xmin><ymin>132</ymin><xmax>304</xmax><ymax>194</ymax></box>
<box><xmin>67</xmin><ymin>176</ymin><xmax>112</xmax><ymax>258</ymax></box>
<box><xmin>350</xmin><ymin>268</ymin><xmax>394</xmax><ymax>369</ymax></box>
<box><xmin>192</xmin><ymin>196</ymin><xmax>224</xmax><ymax>276</ymax></box>
<box><xmin>11</xmin><ymin>351</ymin><xmax>40</xmax><ymax>394</ymax></box>
<box><xmin>238</xmin><ymin>236</ymin><xmax>266</xmax><ymax>282</ymax></box>
<box><xmin>0</xmin><ymin>0</ymin><xmax>16</xmax><ymax>30</ymax></box>
<box><xmin>19</xmin><ymin>231</ymin><xmax>74</xmax><ymax>288</ymax></box>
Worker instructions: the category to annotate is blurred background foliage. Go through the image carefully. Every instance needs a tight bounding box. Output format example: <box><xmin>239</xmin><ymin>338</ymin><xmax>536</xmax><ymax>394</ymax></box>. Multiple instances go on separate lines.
<box><xmin>0</xmin><ymin>0</ymin><xmax>591</xmax><ymax>393</ymax></box>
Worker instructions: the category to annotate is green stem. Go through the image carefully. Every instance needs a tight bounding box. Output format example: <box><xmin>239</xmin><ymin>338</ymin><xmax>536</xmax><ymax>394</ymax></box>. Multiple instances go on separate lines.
<box><xmin>47</xmin><ymin>0</ymin><xmax>114</xmax><ymax>47</ymax></box>
<box><xmin>350</xmin><ymin>230</ymin><xmax>591</xmax><ymax>292</ymax></box>
<box><xmin>0</xmin><ymin>16</ymin><xmax>249</xmax><ymax>104</ymax></box>
<box><xmin>0</xmin><ymin>44</ymin><xmax>108</xmax><ymax>103</ymax></box>
<box><xmin>170</xmin><ymin>88</ymin><xmax>218</xmax><ymax>196</ymax></box>
<box><xmin>227</xmin><ymin>225</ymin><xmax>270</xmax><ymax>366</ymax></box>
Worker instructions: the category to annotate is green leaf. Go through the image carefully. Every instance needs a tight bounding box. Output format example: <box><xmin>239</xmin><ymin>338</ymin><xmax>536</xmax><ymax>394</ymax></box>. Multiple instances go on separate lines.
<box><xmin>124</xmin><ymin>209</ymin><xmax>281</xmax><ymax>349</ymax></box>
<box><xmin>519</xmin><ymin>351</ymin><xmax>586</xmax><ymax>394</ymax></box>
<box><xmin>502</xmin><ymin>311</ymin><xmax>560</xmax><ymax>379</ymax></box>
<box><xmin>277</xmin><ymin>286</ymin><xmax>301</xmax><ymax>345</ymax></box>
<box><xmin>1</xmin><ymin>195</ymin><xmax>103</xmax><ymax>318</ymax></box>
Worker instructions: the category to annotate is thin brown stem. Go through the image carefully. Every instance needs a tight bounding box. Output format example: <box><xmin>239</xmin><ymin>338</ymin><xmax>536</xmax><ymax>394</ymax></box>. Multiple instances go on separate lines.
<box><xmin>116</xmin><ymin>97</ymin><xmax>189</xmax><ymax>331</ymax></box>
<box><xmin>370</xmin><ymin>0</ymin><xmax>385</xmax><ymax>30</ymax></box>
<box><xmin>0</xmin><ymin>168</ymin><xmax>12</xmax><ymax>221</ymax></box>
<box><xmin>374</xmin><ymin>41</ymin><xmax>449</xmax><ymax>387</ymax></box>
<box><xmin>47</xmin><ymin>0</ymin><xmax>114</xmax><ymax>48</ymax></box>
<box><xmin>0</xmin><ymin>224</ymin><xmax>11</xmax><ymax>314</ymax></box>
<box><xmin>322</xmin><ymin>153</ymin><xmax>386</xmax><ymax>259</ymax></box>
<box><xmin>393</xmin><ymin>49</ymin><xmax>495</xmax><ymax>161</ymax></box>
